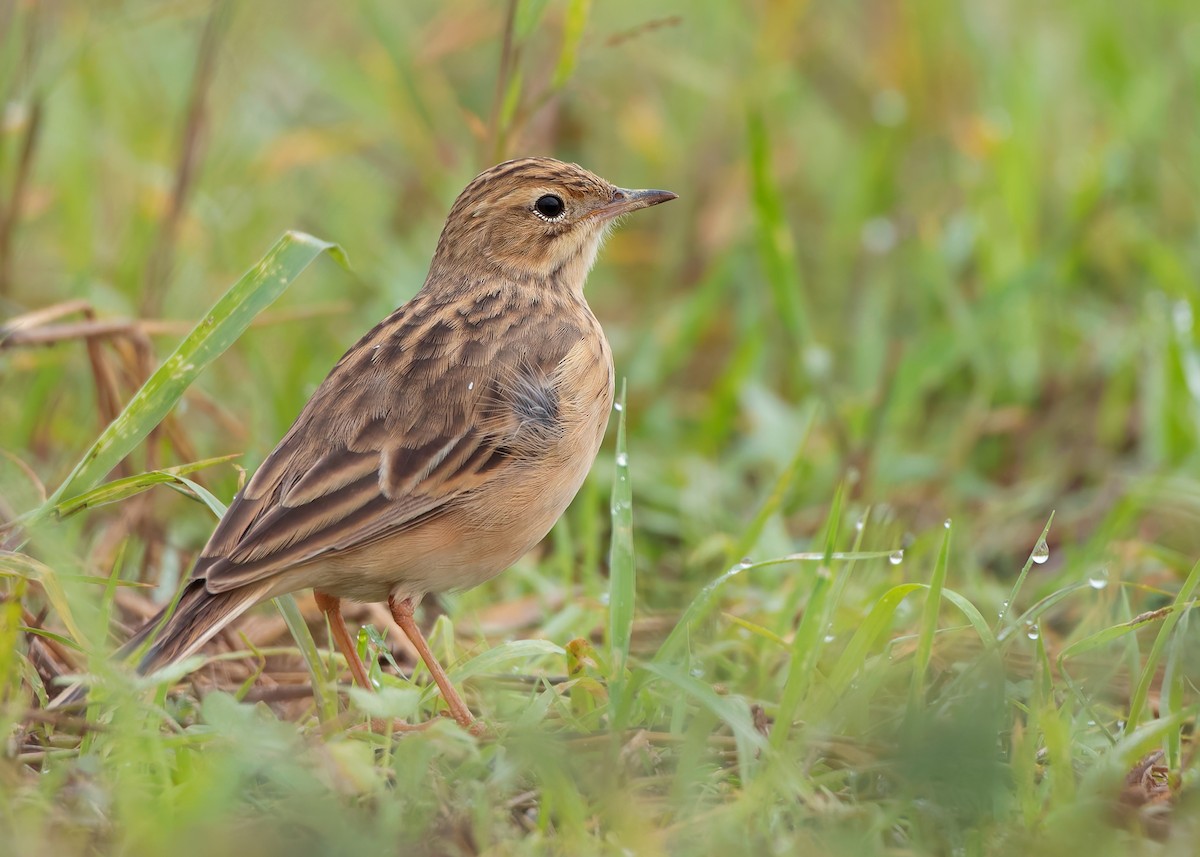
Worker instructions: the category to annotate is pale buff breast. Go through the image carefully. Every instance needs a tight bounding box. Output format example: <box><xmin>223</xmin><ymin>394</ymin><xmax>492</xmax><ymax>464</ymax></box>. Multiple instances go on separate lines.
<box><xmin>279</xmin><ymin>326</ymin><xmax>615</xmax><ymax>605</ymax></box>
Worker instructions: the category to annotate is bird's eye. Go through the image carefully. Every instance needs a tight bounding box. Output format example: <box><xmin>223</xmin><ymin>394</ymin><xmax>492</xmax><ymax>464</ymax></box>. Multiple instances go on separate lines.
<box><xmin>533</xmin><ymin>194</ymin><xmax>565</xmax><ymax>220</ymax></box>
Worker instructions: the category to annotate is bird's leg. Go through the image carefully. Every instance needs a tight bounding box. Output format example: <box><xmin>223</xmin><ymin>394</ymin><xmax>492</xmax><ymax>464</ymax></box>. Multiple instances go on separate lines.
<box><xmin>314</xmin><ymin>591</ymin><xmax>374</xmax><ymax>691</ymax></box>
<box><xmin>387</xmin><ymin>594</ymin><xmax>475</xmax><ymax>729</ymax></box>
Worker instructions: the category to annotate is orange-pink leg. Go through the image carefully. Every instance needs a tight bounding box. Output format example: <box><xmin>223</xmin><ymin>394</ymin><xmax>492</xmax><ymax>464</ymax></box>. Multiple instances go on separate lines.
<box><xmin>387</xmin><ymin>594</ymin><xmax>474</xmax><ymax>729</ymax></box>
<box><xmin>314</xmin><ymin>591</ymin><xmax>374</xmax><ymax>692</ymax></box>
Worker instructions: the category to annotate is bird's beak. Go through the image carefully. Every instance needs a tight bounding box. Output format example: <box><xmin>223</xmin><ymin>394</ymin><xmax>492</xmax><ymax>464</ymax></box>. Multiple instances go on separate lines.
<box><xmin>591</xmin><ymin>187</ymin><xmax>678</xmax><ymax>222</ymax></box>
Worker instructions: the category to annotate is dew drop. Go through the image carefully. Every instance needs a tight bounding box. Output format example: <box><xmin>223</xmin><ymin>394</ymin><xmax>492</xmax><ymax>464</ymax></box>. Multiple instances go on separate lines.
<box><xmin>944</xmin><ymin>518</ymin><xmax>952</xmax><ymax>529</ymax></box>
<box><xmin>823</xmin><ymin>634</ymin><xmax>835</xmax><ymax>644</ymax></box>
<box><xmin>855</xmin><ymin>518</ymin><xmax>865</xmax><ymax>532</ymax></box>
<box><xmin>689</xmin><ymin>667</ymin><xmax>704</xmax><ymax>679</ymax></box>
<box><xmin>888</xmin><ymin>550</ymin><xmax>904</xmax><ymax>565</ymax></box>
<box><xmin>1025</xmin><ymin>624</ymin><xmax>1040</xmax><ymax>641</ymax></box>
<box><xmin>803</xmin><ymin>344</ymin><xmax>832</xmax><ymax>379</ymax></box>
<box><xmin>613</xmin><ymin>401</ymin><xmax>623</xmax><ymax>412</ymax></box>
<box><xmin>467</xmin><ymin>381</ymin><xmax>475</xmax><ymax>391</ymax></box>
<box><xmin>861</xmin><ymin>217</ymin><xmax>898</xmax><ymax>255</ymax></box>
<box><xmin>1088</xmin><ymin>568</ymin><xmax>1109</xmax><ymax>590</ymax></box>
<box><xmin>615</xmin><ymin>452</ymin><xmax>629</xmax><ymax>467</ymax></box>
<box><xmin>1031</xmin><ymin>539</ymin><xmax>1050</xmax><ymax>565</ymax></box>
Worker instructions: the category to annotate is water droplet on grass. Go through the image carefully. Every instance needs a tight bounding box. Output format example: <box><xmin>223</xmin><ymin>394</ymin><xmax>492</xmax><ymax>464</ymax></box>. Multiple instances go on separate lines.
<box><xmin>944</xmin><ymin>518</ymin><xmax>952</xmax><ymax>529</ymax></box>
<box><xmin>1026</xmin><ymin>624</ymin><xmax>1040</xmax><ymax>640</ymax></box>
<box><xmin>615</xmin><ymin>452</ymin><xmax>628</xmax><ymax>467</ymax></box>
<box><xmin>613</xmin><ymin>401</ymin><xmax>623</xmax><ymax>412</ymax></box>
<box><xmin>861</xmin><ymin>217</ymin><xmax>898</xmax><ymax>255</ymax></box>
<box><xmin>803</xmin><ymin>345</ymin><xmax>832</xmax><ymax>379</ymax></box>
<box><xmin>1031</xmin><ymin>539</ymin><xmax>1050</xmax><ymax>564</ymax></box>
<box><xmin>888</xmin><ymin>550</ymin><xmax>904</xmax><ymax>565</ymax></box>
<box><xmin>1088</xmin><ymin>568</ymin><xmax>1109</xmax><ymax>589</ymax></box>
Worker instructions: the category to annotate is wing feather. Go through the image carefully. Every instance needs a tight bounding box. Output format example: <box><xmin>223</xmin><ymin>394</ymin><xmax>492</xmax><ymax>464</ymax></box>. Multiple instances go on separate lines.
<box><xmin>195</xmin><ymin>291</ymin><xmax>586</xmax><ymax>594</ymax></box>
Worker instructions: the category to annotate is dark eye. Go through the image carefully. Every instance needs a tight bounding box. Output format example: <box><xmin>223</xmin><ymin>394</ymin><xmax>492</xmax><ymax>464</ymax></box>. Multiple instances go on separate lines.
<box><xmin>534</xmin><ymin>194</ymin><xmax>565</xmax><ymax>220</ymax></box>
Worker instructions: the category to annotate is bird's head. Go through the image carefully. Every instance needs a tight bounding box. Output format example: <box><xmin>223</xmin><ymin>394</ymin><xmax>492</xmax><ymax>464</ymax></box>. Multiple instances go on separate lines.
<box><xmin>428</xmin><ymin>157</ymin><xmax>676</xmax><ymax>290</ymax></box>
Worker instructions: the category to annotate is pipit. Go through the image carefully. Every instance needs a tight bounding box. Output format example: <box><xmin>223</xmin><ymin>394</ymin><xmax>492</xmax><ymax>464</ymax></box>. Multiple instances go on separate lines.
<box><xmin>56</xmin><ymin>158</ymin><xmax>675</xmax><ymax>728</ymax></box>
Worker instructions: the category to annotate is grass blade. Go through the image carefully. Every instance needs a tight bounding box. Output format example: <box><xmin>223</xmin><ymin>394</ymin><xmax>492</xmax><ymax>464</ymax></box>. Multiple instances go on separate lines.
<box><xmin>642</xmin><ymin>661</ymin><xmax>766</xmax><ymax>784</ymax></box>
<box><xmin>997</xmin><ymin>511</ymin><xmax>1054</xmax><ymax>633</ymax></box>
<box><xmin>52</xmin><ymin>455</ymin><xmax>240</xmax><ymax>518</ymax></box>
<box><xmin>551</xmin><ymin>0</ymin><xmax>591</xmax><ymax>89</ymax></box>
<box><xmin>725</xmin><ymin>407</ymin><xmax>815</xmax><ymax>565</ymax></box>
<box><xmin>655</xmin><ymin>412</ymin><xmax>815</xmax><ymax>664</ymax></box>
<box><xmin>272</xmin><ymin>593</ymin><xmax>334</xmax><ymax>722</ymax></box>
<box><xmin>824</xmin><ymin>582</ymin><xmax>925</xmax><ymax>699</ymax></box>
<box><xmin>40</xmin><ymin>231</ymin><xmax>345</xmax><ymax>511</ymax></box>
<box><xmin>1126</xmin><ymin>554</ymin><xmax>1200</xmax><ymax>730</ymax></box>
<box><xmin>770</xmin><ymin>482</ymin><xmax>844</xmax><ymax>747</ymax></box>
<box><xmin>449</xmin><ymin>639</ymin><xmax>565</xmax><ymax>682</ymax></box>
<box><xmin>23</xmin><ymin>232</ymin><xmax>343</xmax><ymax>716</ymax></box>
<box><xmin>607</xmin><ymin>380</ymin><xmax>635</xmax><ymax>726</ymax></box>
<box><xmin>908</xmin><ymin>520</ymin><xmax>951</xmax><ymax>719</ymax></box>
<box><xmin>747</xmin><ymin>111</ymin><xmax>811</xmax><ymax>351</ymax></box>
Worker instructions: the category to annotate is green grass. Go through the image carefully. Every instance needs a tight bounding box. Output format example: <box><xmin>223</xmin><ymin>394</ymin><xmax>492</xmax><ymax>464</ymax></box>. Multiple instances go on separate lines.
<box><xmin>3</xmin><ymin>0</ymin><xmax>1200</xmax><ymax>854</ymax></box>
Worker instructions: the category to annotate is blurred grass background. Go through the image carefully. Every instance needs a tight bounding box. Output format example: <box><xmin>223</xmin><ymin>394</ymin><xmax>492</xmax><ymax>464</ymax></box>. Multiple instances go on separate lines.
<box><xmin>3</xmin><ymin>0</ymin><xmax>1200</xmax><ymax>855</ymax></box>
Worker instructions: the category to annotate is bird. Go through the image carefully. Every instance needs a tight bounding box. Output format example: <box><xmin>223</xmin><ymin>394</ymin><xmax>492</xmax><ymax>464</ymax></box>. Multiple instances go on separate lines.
<box><xmin>52</xmin><ymin>157</ymin><xmax>675</xmax><ymax>728</ymax></box>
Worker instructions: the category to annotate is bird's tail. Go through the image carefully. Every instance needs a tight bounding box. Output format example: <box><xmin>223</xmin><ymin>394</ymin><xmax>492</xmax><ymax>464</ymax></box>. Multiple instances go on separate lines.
<box><xmin>48</xmin><ymin>580</ymin><xmax>266</xmax><ymax>709</ymax></box>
